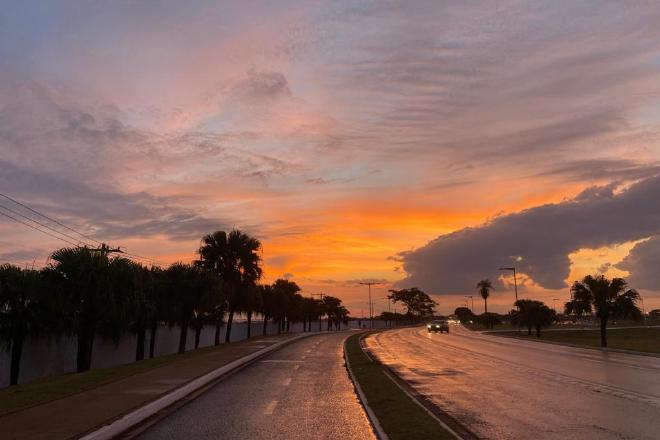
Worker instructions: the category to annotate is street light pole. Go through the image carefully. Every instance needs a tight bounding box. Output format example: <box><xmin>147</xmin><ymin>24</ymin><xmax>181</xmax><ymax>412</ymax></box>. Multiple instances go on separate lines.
<box><xmin>499</xmin><ymin>267</ymin><xmax>519</xmax><ymax>304</ymax></box>
<box><xmin>360</xmin><ymin>282</ymin><xmax>382</xmax><ymax>329</ymax></box>
<box><xmin>464</xmin><ymin>295</ymin><xmax>474</xmax><ymax>311</ymax></box>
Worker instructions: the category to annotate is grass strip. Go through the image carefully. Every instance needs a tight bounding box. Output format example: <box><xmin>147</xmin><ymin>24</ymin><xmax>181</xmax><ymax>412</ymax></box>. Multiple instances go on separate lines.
<box><xmin>345</xmin><ymin>333</ymin><xmax>455</xmax><ymax>440</ymax></box>
<box><xmin>0</xmin><ymin>334</ymin><xmax>288</xmax><ymax>416</ymax></box>
<box><xmin>0</xmin><ymin>347</ymin><xmax>214</xmax><ymax>417</ymax></box>
<box><xmin>490</xmin><ymin>327</ymin><xmax>660</xmax><ymax>354</ymax></box>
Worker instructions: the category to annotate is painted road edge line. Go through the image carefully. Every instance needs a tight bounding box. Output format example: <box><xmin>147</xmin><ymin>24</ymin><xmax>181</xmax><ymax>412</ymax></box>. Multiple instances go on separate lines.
<box><xmin>362</xmin><ymin>331</ymin><xmax>471</xmax><ymax>440</ymax></box>
<box><xmin>80</xmin><ymin>332</ymin><xmax>319</xmax><ymax>440</ymax></box>
<box><xmin>343</xmin><ymin>333</ymin><xmax>389</xmax><ymax>440</ymax></box>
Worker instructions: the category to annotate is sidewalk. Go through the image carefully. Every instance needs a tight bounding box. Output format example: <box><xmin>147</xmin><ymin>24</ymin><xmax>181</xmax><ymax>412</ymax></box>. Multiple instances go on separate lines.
<box><xmin>1</xmin><ymin>333</ymin><xmax>302</xmax><ymax>440</ymax></box>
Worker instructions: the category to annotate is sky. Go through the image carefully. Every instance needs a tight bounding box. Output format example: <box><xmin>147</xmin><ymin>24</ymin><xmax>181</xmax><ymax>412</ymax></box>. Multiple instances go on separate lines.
<box><xmin>2</xmin><ymin>1</ymin><xmax>660</xmax><ymax>315</ymax></box>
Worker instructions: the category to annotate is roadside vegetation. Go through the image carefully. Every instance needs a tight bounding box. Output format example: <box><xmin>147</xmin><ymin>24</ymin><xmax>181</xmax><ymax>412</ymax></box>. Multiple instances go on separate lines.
<box><xmin>345</xmin><ymin>333</ymin><xmax>456</xmax><ymax>440</ymax></box>
<box><xmin>0</xmin><ymin>229</ymin><xmax>350</xmax><ymax>387</ymax></box>
<box><xmin>493</xmin><ymin>327</ymin><xmax>660</xmax><ymax>354</ymax></box>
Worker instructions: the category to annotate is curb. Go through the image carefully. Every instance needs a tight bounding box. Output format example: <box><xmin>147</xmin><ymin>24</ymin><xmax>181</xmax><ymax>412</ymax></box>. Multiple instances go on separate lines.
<box><xmin>343</xmin><ymin>333</ymin><xmax>389</xmax><ymax>440</ymax></box>
<box><xmin>361</xmin><ymin>332</ymin><xmax>479</xmax><ymax>440</ymax></box>
<box><xmin>80</xmin><ymin>332</ymin><xmax>318</xmax><ymax>440</ymax></box>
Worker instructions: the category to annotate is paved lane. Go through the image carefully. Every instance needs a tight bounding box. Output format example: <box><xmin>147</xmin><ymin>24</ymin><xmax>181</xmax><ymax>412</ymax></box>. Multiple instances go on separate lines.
<box><xmin>365</xmin><ymin>325</ymin><xmax>660</xmax><ymax>440</ymax></box>
<box><xmin>139</xmin><ymin>332</ymin><xmax>375</xmax><ymax>440</ymax></box>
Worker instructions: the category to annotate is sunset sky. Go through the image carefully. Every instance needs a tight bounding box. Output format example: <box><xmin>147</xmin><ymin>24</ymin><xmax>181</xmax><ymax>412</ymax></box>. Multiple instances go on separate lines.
<box><xmin>2</xmin><ymin>1</ymin><xmax>660</xmax><ymax>315</ymax></box>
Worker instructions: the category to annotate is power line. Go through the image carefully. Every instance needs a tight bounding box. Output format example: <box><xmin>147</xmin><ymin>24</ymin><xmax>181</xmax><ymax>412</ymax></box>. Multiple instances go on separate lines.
<box><xmin>0</xmin><ymin>210</ymin><xmax>81</xmax><ymax>247</ymax></box>
<box><xmin>0</xmin><ymin>204</ymin><xmax>92</xmax><ymax>247</ymax></box>
<box><xmin>0</xmin><ymin>192</ymin><xmax>102</xmax><ymax>245</ymax></box>
<box><xmin>0</xmin><ymin>193</ymin><xmax>161</xmax><ymax>267</ymax></box>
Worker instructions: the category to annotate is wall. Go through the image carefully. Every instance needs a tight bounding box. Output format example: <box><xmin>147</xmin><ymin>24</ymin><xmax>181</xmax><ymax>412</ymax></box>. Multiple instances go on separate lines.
<box><xmin>0</xmin><ymin>319</ymin><xmax>391</xmax><ymax>388</ymax></box>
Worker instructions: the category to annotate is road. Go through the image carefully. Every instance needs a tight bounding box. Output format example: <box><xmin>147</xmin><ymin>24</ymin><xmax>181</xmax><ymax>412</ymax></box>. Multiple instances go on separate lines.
<box><xmin>138</xmin><ymin>332</ymin><xmax>375</xmax><ymax>440</ymax></box>
<box><xmin>365</xmin><ymin>325</ymin><xmax>660</xmax><ymax>440</ymax></box>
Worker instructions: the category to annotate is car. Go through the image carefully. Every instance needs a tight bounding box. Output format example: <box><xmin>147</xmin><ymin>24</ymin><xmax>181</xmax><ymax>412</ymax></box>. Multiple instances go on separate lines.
<box><xmin>427</xmin><ymin>320</ymin><xmax>449</xmax><ymax>333</ymax></box>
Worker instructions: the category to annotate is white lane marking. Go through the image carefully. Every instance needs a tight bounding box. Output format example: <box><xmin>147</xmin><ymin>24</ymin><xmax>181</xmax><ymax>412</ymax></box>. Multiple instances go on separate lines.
<box><xmin>282</xmin><ymin>377</ymin><xmax>292</xmax><ymax>386</ymax></box>
<box><xmin>306</xmin><ymin>349</ymin><xmax>312</xmax><ymax>353</ymax></box>
<box><xmin>293</xmin><ymin>364</ymin><xmax>300</xmax><ymax>370</ymax></box>
<box><xmin>264</xmin><ymin>400</ymin><xmax>278</xmax><ymax>415</ymax></box>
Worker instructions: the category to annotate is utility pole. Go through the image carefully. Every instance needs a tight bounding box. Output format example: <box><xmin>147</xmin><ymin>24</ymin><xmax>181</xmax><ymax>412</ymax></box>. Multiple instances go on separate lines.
<box><xmin>360</xmin><ymin>282</ymin><xmax>382</xmax><ymax>329</ymax></box>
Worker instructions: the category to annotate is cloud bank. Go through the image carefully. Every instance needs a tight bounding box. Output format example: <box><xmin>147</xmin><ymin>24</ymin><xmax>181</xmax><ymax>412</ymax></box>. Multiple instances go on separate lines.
<box><xmin>398</xmin><ymin>176</ymin><xmax>660</xmax><ymax>294</ymax></box>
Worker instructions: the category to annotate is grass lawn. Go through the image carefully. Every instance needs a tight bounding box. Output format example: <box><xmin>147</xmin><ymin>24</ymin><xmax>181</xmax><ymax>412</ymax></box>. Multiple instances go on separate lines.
<box><xmin>491</xmin><ymin>327</ymin><xmax>660</xmax><ymax>354</ymax></box>
<box><xmin>344</xmin><ymin>333</ymin><xmax>455</xmax><ymax>440</ymax></box>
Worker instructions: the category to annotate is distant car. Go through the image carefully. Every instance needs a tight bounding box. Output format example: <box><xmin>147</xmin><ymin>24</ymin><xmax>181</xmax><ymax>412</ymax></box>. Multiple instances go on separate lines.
<box><xmin>427</xmin><ymin>320</ymin><xmax>449</xmax><ymax>333</ymax></box>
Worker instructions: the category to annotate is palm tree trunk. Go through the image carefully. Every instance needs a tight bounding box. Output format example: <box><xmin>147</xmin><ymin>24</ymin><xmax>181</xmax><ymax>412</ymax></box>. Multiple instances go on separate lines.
<box><xmin>484</xmin><ymin>299</ymin><xmax>488</xmax><ymax>314</ymax></box>
<box><xmin>262</xmin><ymin>314</ymin><xmax>268</xmax><ymax>336</ymax></box>
<box><xmin>135</xmin><ymin>325</ymin><xmax>146</xmax><ymax>361</ymax></box>
<box><xmin>247</xmin><ymin>311</ymin><xmax>252</xmax><ymax>338</ymax></box>
<box><xmin>77</xmin><ymin>321</ymin><xmax>95</xmax><ymax>372</ymax></box>
<box><xmin>225</xmin><ymin>308</ymin><xmax>235</xmax><ymax>343</ymax></box>
<box><xmin>9</xmin><ymin>335</ymin><xmax>24</xmax><ymax>386</ymax></box>
<box><xmin>214</xmin><ymin>315</ymin><xmax>222</xmax><ymax>346</ymax></box>
<box><xmin>194</xmin><ymin>327</ymin><xmax>202</xmax><ymax>349</ymax></box>
<box><xmin>178</xmin><ymin>321</ymin><xmax>189</xmax><ymax>354</ymax></box>
<box><xmin>149</xmin><ymin>320</ymin><xmax>158</xmax><ymax>358</ymax></box>
<box><xmin>600</xmin><ymin>317</ymin><xmax>608</xmax><ymax>347</ymax></box>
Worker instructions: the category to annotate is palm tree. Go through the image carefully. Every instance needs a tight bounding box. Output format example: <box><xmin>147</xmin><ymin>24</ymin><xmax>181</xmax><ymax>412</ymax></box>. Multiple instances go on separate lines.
<box><xmin>196</xmin><ymin>230</ymin><xmax>262</xmax><ymax>343</ymax></box>
<box><xmin>566</xmin><ymin>275</ymin><xmax>641</xmax><ymax>347</ymax></box>
<box><xmin>259</xmin><ymin>284</ymin><xmax>276</xmax><ymax>335</ymax></box>
<box><xmin>0</xmin><ymin>264</ymin><xmax>44</xmax><ymax>385</ymax></box>
<box><xmin>164</xmin><ymin>263</ymin><xmax>216</xmax><ymax>354</ymax></box>
<box><xmin>512</xmin><ymin>299</ymin><xmax>556</xmax><ymax>337</ymax></box>
<box><xmin>476</xmin><ymin>279</ymin><xmax>493</xmax><ymax>314</ymax></box>
<box><xmin>47</xmin><ymin>247</ymin><xmax>126</xmax><ymax>372</ymax></box>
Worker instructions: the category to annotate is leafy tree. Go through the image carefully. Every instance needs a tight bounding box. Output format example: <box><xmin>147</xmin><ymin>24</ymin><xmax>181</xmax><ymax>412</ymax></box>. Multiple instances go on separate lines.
<box><xmin>0</xmin><ymin>264</ymin><xmax>45</xmax><ymax>385</ymax></box>
<box><xmin>196</xmin><ymin>230</ymin><xmax>262</xmax><ymax>343</ymax></box>
<box><xmin>476</xmin><ymin>279</ymin><xmax>493</xmax><ymax>314</ymax></box>
<box><xmin>454</xmin><ymin>307</ymin><xmax>475</xmax><ymax>323</ymax></box>
<box><xmin>565</xmin><ymin>275</ymin><xmax>641</xmax><ymax>347</ymax></box>
<box><xmin>387</xmin><ymin>288</ymin><xmax>436</xmax><ymax>320</ymax></box>
<box><xmin>511</xmin><ymin>299</ymin><xmax>556</xmax><ymax>336</ymax></box>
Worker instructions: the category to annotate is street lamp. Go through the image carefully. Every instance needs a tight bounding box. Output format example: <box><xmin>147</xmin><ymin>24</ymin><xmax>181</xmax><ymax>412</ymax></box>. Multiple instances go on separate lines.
<box><xmin>360</xmin><ymin>282</ymin><xmax>382</xmax><ymax>329</ymax></box>
<box><xmin>499</xmin><ymin>267</ymin><xmax>519</xmax><ymax>304</ymax></box>
<box><xmin>464</xmin><ymin>295</ymin><xmax>474</xmax><ymax>311</ymax></box>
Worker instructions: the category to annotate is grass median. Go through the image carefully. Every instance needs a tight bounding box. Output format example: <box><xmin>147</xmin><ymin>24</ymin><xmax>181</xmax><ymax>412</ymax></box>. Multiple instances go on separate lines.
<box><xmin>345</xmin><ymin>332</ymin><xmax>455</xmax><ymax>440</ymax></box>
<box><xmin>490</xmin><ymin>327</ymin><xmax>660</xmax><ymax>354</ymax></box>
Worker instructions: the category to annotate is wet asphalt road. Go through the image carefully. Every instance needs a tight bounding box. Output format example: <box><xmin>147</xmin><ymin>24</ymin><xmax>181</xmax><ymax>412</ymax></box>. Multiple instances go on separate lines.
<box><xmin>139</xmin><ymin>332</ymin><xmax>375</xmax><ymax>440</ymax></box>
<box><xmin>365</xmin><ymin>325</ymin><xmax>660</xmax><ymax>440</ymax></box>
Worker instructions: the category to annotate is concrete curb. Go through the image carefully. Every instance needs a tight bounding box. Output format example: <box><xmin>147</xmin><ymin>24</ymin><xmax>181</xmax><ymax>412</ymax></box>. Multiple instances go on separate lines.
<box><xmin>80</xmin><ymin>332</ymin><xmax>318</xmax><ymax>440</ymax></box>
<box><xmin>343</xmin><ymin>333</ymin><xmax>389</xmax><ymax>440</ymax></box>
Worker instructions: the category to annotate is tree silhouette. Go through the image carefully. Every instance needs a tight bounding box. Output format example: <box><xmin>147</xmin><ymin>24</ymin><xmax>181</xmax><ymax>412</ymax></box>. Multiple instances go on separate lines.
<box><xmin>566</xmin><ymin>275</ymin><xmax>641</xmax><ymax>347</ymax></box>
<box><xmin>512</xmin><ymin>299</ymin><xmax>556</xmax><ymax>336</ymax></box>
<box><xmin>387</xmin><ymin>288</ymin><xmax>436</xmax><ymax>320</ymax></box>
<box><xmin>196</xmin><ymin>230</ymin><xmax>262</xmax><ymax>343</ymax></box>
<box><xmin>476</xmin><ymin>279</ymin><xmax>493</xmax><ymax>315</ymax></box>
<box><xmin>0</xmin><ymin>264</ymin><xmax>44</xmax><ymax>385</ymax></box>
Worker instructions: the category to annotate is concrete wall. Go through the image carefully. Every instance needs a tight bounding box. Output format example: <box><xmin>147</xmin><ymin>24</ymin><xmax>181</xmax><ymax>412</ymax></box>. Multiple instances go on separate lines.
<box><xmin>0</xmin><ymin>319</ymin><xmax>391</xmax><ymax>388</ymax></box>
